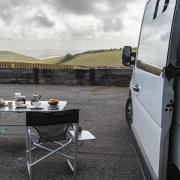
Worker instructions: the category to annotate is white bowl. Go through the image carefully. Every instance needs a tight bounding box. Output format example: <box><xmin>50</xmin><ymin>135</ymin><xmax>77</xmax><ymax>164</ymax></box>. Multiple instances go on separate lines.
<box><xmin>32</xmin><ymin>102</ymin><xmax>41</xmax><ymax>108</ymax></box>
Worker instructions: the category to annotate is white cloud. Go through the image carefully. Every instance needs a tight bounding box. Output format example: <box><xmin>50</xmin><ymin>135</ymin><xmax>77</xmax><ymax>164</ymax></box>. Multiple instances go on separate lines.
<box><xmin>0</xmin><ymin>0</ymin><xmax>146</xmax><ymax>58</ymax></box>
<box><xmin>94</xmin><ymin>2</ymin><xmax>110</xmax><ymax>12</ymax></box>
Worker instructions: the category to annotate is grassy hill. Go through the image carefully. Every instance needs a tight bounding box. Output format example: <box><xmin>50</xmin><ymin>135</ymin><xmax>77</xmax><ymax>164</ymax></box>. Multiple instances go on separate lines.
<box><xmin>0</xmin><ymin>49</ymin><xmax>126</xmax><ymax>67</ymax></box>
<box><xmin>45</xmin><ymin>49</ymin><xmax>123</xmax><ymax>67</ymax></box>
<box><xmin>0</xmin><ymin>51</ymin><xmax>41</xmax><ymax>63</ymax></box>
<box><xmin>42</xmin><ymin>56</ymin><xmax>63</xmax><ymax>64</ymax></box>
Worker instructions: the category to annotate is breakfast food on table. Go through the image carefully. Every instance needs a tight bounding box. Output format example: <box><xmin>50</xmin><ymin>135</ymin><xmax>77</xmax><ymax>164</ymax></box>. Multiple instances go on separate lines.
<box><xmin>48</xmin><ymin>98</ymin><xmax>59</xmax><ymax>105</ymax></box>
<box><xmin>15</xmin><ymin>101</ymin><xmax>27</xmax><ymax>108</ymax></box>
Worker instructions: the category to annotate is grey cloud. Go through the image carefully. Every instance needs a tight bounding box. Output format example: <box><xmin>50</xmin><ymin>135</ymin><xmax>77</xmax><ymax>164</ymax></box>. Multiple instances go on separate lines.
<box><xmin>48</xmin><ymin>0</ymin><xmax>96</xmax><ymax>15</ymax></box>
<box><xmin>0</xmin><ymin>0</ymin><xmax>27</xmax><ymax>23</ymax></box>
<box><xmin>103</xmin><ymin>17</ymin><xmax>124</xmax><ymax>32</ymax></box>
<box><xmin>32</xmin><ymin>11</ymin><xmax>55</xmax><ymax>28</ymax></box>
<box><xmin>47</xmin><ymin>0</ymin><xmax>134</xmax><ymax>15</ymax></box>
<box><xmin>0</xmin><ymin>0</ymin><xmax>138</xmax><ymax>40</ymax></box>
<box><xmin>47</xmin><ymin>0</ymin><xmax>135</xmax><ymax>32</ymax></box>
<box><xmin>70</xmin><ymin>30</ymin><xmax>95</xmax><ymax>39</ymax></box>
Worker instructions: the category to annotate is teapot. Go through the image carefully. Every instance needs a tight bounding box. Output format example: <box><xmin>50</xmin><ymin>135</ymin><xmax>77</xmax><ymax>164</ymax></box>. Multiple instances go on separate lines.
<box><xmin>32</xmin><ymin>94</ymin><xmax>41</xmax><ymax>102</ymax></box>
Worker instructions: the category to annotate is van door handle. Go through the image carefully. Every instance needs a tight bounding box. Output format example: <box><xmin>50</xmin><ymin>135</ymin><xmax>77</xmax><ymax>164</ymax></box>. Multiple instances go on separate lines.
<box><xmin>133</xmin><ymin>85</ymin><xmax>139</xmax><ymax>92</ymax></box>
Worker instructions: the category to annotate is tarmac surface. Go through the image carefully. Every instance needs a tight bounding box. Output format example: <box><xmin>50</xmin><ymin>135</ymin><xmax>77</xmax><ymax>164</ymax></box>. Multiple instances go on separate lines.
<box><xmin>0</xmin><ymin>84</ymin><xmax>144</xmax><ymax>180</ymax></box>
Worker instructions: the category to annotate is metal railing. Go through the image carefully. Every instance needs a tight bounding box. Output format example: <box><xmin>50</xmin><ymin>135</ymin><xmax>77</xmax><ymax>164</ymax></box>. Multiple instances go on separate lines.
<box><xmin>0</xmin><ymin>62</ymin><xmax>125</xmax><ymax>69</ymax></box>
<box><xmin>0</xmin><ymin>62</ymin><xmax>74</xmax><ymax>69</ymax></box>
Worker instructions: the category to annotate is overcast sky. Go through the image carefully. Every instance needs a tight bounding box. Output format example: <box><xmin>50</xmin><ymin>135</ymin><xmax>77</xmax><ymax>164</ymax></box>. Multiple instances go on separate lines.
<box><xmin>0</xmin><ymin>0</ymin><xmax>146</xmax><ymax>58</ymax></box>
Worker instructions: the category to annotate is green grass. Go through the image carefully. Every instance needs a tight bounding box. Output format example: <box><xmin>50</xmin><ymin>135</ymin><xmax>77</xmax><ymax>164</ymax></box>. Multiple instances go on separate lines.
<box><xmin>0</xmin><ymin>49</ymin><xmax>125</xmax><ymax>67</ymax></box>
<box><xmin>55</xmin><ymin>50</ymin><xmax>123</xmax><ymax>67</ymax></box>
<box><xmin>0</xmin><ymin>51</ymin><xmax>40</xmax><ymax>63</ymax></box>
<box><xmin>42</xmin><ymin>56</ymin><xmax>64</xmax><ymax>64</ymax></box>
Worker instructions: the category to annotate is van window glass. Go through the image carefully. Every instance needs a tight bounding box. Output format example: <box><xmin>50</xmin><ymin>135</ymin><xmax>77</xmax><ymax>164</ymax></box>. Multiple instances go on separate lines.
<box><xmin>157</xmin><ymin>0</ymin><xmax>166</xmax><ymax>16</ymax></box>
<box><xmin>163</xmin><ymin>0</ymin><xmax>170</xmax><ymax>12</ymax></box>
<box><xmin>153</xmin><ymin>0</ymin><xmax>160</xmax><ymax>19</ymax></box>
<box><xmin>156</xmin><ymin>0</ymin><xmax>170</xmax><ymax>17</ymax></box>
<box><xmin>143</xmin><ymin>0</ymin><xmax>156</xmax><ymax>25</ymax></box>
<box><xmin>136</xmin><ymin>0</ymin><xmax>176</xmax><ymax>75</ymax></box>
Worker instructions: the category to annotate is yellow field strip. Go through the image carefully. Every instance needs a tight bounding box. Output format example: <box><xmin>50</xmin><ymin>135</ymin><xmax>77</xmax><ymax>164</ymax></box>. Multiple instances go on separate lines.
<box><xmin>0</xmin><ymin>62</ymin><xmax>125</xmax><ymax>69</ymax></box>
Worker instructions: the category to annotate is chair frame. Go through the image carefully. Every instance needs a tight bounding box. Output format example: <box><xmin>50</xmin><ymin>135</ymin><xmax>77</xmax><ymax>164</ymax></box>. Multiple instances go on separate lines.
<box><xmin>26</xmin><ymin>111</ymin><xmax>79</xmax><ymax>180</ymax></box>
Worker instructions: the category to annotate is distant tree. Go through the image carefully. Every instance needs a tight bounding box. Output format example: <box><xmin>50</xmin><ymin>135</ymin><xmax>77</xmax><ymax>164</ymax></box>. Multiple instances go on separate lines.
<box><xmin>64</xmin><ymin>53</ymin><xmax>73</xmax><ymax>61</ymax></box>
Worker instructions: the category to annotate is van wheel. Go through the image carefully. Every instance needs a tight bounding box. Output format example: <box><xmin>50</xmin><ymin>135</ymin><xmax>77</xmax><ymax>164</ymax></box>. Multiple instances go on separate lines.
<box><xmin>126</xmin><ymin>97</ymin><xmax>133</xmax><ymax>126</ymax></box>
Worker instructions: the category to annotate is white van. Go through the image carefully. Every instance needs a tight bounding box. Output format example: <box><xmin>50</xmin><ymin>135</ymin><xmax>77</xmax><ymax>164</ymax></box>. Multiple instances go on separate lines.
<box><xmin>122</xmin><ymin>0</ymin><xmax>180</xmax><ymax>180</ymax></box>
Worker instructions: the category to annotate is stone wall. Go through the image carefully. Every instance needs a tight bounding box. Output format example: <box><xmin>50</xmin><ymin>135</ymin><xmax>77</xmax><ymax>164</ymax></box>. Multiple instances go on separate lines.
<box><xmin>0</xmin><ymin>68</ymin><xmax>132</xmax><ymax>86</ymax></box>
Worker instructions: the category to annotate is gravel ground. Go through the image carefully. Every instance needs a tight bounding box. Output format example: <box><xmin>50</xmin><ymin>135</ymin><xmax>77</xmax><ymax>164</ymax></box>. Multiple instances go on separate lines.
<box><xmin>0</xmin><ymin>84</ymin><xmax>144</xmax><ymax>180</ymax></box>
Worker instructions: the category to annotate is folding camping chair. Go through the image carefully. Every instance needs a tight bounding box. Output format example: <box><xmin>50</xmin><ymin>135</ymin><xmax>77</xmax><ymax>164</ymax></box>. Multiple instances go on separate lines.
<box><xmin>26</xmin><ymin>109</ymin><xmax>79</xmax><ymax>180</ymax></box>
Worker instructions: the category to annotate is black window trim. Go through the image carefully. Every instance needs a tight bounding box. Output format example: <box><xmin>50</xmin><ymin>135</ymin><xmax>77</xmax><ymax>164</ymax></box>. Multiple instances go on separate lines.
<box><xmin>163</xmin><ymin>0</ymin><xmax>170</xmax><ymax>12</ymax></box>
<box><xmin>153</xmin><ymin>0</ymin><xmax>161</xmax><ymax>19</ymax></box>
<box><xmin>154</xmin><ymin>0</ymin><xmax>170</xmax><ymax>20</ymax></box>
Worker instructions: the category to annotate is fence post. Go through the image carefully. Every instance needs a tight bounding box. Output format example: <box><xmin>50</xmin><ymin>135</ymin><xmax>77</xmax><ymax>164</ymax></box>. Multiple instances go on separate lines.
<box><xmin>33</xmin><ymin>68</ymin><xmax>39</xmax><ymax>84</ymax></box>
<box><xmin>89</xmin><ymin>68</ymin><xmax>96</xmax><ymax>85</ymax></box>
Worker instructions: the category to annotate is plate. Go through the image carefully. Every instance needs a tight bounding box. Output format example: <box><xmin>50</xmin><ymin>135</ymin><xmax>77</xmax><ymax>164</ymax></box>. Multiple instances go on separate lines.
<box><xmin>48</xmin><ymin>105</ymin><xmax>59</xmax><ymax>110</ymax></box>
<box><xmin>30</xmin><ymin>106</ymin><xmax>43</xmax><ymax>109</ymax></box>
<box><xmin>15</xmin><ymin>104</ymin><xmax>27</xmax><ymax>108</ymax></box>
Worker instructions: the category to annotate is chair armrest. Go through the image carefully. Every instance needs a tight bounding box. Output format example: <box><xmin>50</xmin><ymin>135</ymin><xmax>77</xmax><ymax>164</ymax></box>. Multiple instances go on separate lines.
<box><xmin>69</xmin><ymin>130</ymin><xmax>96</xmax><ymax>141</ymax></box>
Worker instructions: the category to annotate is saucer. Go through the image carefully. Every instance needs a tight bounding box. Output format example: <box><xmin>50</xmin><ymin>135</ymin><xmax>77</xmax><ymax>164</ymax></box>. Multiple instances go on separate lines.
<box><xmin>15</xmin><ymin>103</ymin><xmax>27</xmax><ymax>108</ymax></box>
<box><xmin>30</xmin><ymin>106</ymin><xmax>43</xmax><ymax>109</ymax></box>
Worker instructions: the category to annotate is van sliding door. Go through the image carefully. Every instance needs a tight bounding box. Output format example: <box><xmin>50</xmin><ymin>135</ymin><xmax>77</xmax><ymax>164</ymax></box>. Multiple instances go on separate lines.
<box><xmin>131</xmin><ymin>0</ymin><xmax>177</xmax><ymax>179</ymax></box>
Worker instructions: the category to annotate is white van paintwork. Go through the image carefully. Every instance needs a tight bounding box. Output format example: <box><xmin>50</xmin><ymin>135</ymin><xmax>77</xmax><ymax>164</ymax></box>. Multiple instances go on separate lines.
<box><xmin>122</xmin><ymin>0</ymin><xmax>180</xmax><ymax>179</ymax></box>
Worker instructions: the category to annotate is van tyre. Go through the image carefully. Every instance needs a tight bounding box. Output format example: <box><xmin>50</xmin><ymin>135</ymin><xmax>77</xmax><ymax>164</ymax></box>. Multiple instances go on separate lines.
<box><xmin>126</xmin><ymin>97</ymin><xmax>133</xmax><ymax>127</ymax></box>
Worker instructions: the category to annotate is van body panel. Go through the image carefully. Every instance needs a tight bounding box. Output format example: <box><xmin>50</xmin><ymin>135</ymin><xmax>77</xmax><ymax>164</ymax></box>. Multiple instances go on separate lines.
<box><xmin>173</xmin><ymin>80</ymin><xmax>180</xmax><ymax>126</ymax></box>
<box><xmin>132</xmin><ymin>91</ymin><xmax>162</xmax><ymax>177</ymax></box>
<box><xmin>171</xmin><ymin>124</ymin><xmax>180</xmax><ymax>170</ymax></box>
<box><xmin>132</xmin><ymin>125</ymin><xmax>158</xmax><ymax>180</ymax></box>
<box><xmin>166</xmin><ymin>0</ymin><xmax>180</xmax><ymax>174</ymax></box>
<box><xmin>130</xmin><ymin>0</ymin><xmax>177</xmax><ymax>179</ymax></box>
<box><xmin>159</xmin><ymin>78</ymin><xmax>174</xmax><ymax>180</ymax></box>
<box><xmin>133</xmin><ymin>69</ymin><xmax>164</xmax><ymax>126</ymax></box>
<box><xmin>131</xmin><ymin>68</ymin><xmax>171</xmax><ymax>178</ymax></box>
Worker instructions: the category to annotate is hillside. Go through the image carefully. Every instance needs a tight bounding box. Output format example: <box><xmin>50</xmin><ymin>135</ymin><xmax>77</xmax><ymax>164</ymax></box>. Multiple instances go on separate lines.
<box><xmin>42</xmin><ymin>56</ymin><xmax>64</xmax><ymax>64</ymax></box>
<box><xmin>62</xmin><ymin>50</ymin><xmax>123</xmax><ymax>67</ymax></box>
<box><xmin>0</xmin><ymin>49</ymin><xmax>126</xmax><ymax>67</ymax></box>
<box><xmin>46</xmin><ymin>49</ymin><xmax>123</xmax><ymax>67</ymax></box>
<box><xmin>0</xmin><ymin>51</ymin><xmax>41</xmax><ymax>63</ymax></box>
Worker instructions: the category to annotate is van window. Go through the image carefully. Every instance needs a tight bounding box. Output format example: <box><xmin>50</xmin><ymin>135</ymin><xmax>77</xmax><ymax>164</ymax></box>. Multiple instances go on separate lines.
<box><xmin>136</xmin><ymin>0</ymin><xmax>176</xmax><ymax>75</ymax></box>
<box><xmin>153</xmin><ymin>0</ymin><xmax>169</xmax><ymax>19</ymax></box>
<box><xmin>153</xmin><ymin>0</ymin><xmax>160</xmax><ymax>19</ymax></box>
<box><xmin>143</xmin><ymin>0</ymin><xmax>156</xmax><ymax>25</ymax></box>
<box><xmin>163</xmin><ymin>0</ymin><xmax>170</xmax><ymax>12</ymax></box>
<box><xmin>156</xmin><ymin>0</ymin><xmax>170</xmax><ymax>17</ymax></box>
<box><xmin>157</xmin><ymin>0</ymin><xmax>167</xmax><ymax>16</ymax></box>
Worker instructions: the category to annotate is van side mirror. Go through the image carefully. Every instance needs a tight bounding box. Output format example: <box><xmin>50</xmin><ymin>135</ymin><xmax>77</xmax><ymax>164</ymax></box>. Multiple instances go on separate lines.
<box><xmin>122</xmin><ymin>46</ymin><xmax>136</xmax><ymax>66</ymax></box>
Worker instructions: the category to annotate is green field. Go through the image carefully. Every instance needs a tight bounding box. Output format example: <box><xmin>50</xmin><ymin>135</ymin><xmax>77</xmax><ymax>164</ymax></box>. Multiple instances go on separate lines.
<box><xmin>60</xmin><ymin>50</ymin><xmax>122</xmax><ymax>67</ymax></box>
<box><xmin>0</xmin><ymin>49</ymin><xmax>124</xmax><ymax>67</ymax></box>
<box><xmin>0</xmin><ymin>51</ymin><xmax>40</xmax><ymax>63</ymax></box>
<box><xmin>43</xmin><ymin>49</ymin><xmax>123</xmax><ymax>67</ymax></box>
<box><xmin>42</xmin><ymin>56</ymin><xmax>63</xmax><ymax>64</ymax></box>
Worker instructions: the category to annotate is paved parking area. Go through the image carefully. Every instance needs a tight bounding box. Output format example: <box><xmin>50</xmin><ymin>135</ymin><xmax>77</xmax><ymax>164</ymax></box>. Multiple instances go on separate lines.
<box><xmin>0</xmin><ymin>84</ymin><xmax>144</xmax><ymax>180</ymax></box>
